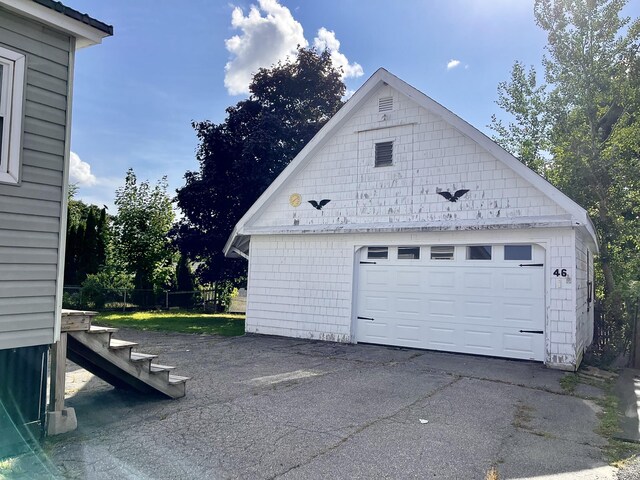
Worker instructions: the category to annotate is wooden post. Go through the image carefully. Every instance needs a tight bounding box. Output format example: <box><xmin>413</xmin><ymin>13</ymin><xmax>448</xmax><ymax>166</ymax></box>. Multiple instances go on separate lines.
<box><xmin>49</xmin><ymin>333</ymin><xmax>67</xmax><ymax>413</ymax></box>
<box><xmin>165</xmin><ymin>290</ymin><xmax>169</xmax><ymax>310</ymax></box>
<box><xmin>47</xmin><ymin>332</ymin><xmax>77</xmax><ymax>435</ymax></box>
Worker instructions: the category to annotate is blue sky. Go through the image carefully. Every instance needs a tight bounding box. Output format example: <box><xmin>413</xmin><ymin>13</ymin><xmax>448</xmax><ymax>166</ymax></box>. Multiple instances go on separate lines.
<box><xmin>64</xmin><ymin>0</ymin><xmax>638</xmax><ymax>211</ymax></box>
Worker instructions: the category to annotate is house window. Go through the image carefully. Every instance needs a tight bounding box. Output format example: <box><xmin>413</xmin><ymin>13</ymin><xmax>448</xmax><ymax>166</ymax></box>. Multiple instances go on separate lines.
<box><xmin>0</xmin><ymin>46</ymin><xmax>26</xmax><ymax>184</ymax></box>
<box><xmin>504</xmin><ymin>245</ymin><xmax>532</xmax><ymax>261</ymax></box>
<box><xmin>375</xmin><ymin>141</ymin><xmax>393</xmax><ymax>167</ymax></box>
<box><xmin>378</xmin><ymin>97</ymin><xmax>393</xmax><ymax>112</ymax></box>
<box><xmin>467</xmin><ymin>246</ymin><xmax>492</xmax><ymax>260</ymax></box>
<box><xmin>431</xmin><ymin>246</ymin><xmax>454</xmax><ymax>260</ymax></box>
<box><xmin>398</xmin><ymin>247</ymin><xmax>420</xmax><ymax>260</ymax></box>
<box><xmin>367</xmin><ymin>247</ymin><xmax>388</xmax><ymax>259</ymax></box>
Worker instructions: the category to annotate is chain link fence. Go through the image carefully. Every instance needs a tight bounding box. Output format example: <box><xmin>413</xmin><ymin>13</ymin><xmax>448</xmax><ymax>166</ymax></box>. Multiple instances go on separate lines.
<box><xmin>62</xmin><ymin>286</ymin><xmax>226</xmax><ymax>312</ymax></box>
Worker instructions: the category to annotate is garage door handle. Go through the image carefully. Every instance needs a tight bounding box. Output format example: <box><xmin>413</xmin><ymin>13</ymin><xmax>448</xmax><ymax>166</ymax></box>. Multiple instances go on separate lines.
<box><xmin>360</xmin><ymin>261</ymin><xmax>377</xmax><ymax>265</ymax></box>
<box><xmin>519</xmin><ymin>263</ymin><xmax>544</xmax><ymax>267</ymax></box>
<box><xmin>357</xmin><ymin>316</ymin><xmax>375</xmax><ymax>321</ymax></box>
<box><xmin>519</xmin><ymin>330</ymin><xmax>543</xmax><ymax>334</ymax></box>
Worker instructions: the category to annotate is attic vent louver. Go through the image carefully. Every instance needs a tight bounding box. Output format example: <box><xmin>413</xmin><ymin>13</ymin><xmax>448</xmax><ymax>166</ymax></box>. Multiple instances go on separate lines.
<box><xmin>375</xmin><ymin>141</ymin><xmax>393</xmax><ymax>167</ymax></box>
<box><xmin>378</xmin><ymin>97</ymin><xmax>393</xmax><ymax>112</ymax></box>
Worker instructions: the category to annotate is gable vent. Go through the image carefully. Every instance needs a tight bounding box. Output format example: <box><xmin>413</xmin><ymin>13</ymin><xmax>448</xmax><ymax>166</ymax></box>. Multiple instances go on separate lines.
<box><xmin>375</xmin><ymin>141</ymin><xmax>393</xmax><ymax>167</ymax></box>
<box><xmin>378</xmin><ymin>97</ymin><xmax>393</xmax><ymax>112</ymax></box>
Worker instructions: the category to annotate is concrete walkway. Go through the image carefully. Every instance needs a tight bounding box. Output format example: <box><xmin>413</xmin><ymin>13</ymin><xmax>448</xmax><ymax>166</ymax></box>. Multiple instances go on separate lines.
<box><xmin>2</xmin><ymin>331</ymin><xmax>624</xmax><ymax>479</ymax></box>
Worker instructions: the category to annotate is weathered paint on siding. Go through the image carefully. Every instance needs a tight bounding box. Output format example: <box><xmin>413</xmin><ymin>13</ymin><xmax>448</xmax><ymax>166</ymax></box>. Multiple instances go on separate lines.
<box><xmin>575</xmin><ymin>230</ymin><xmax>594</xmax><ymax>359</ymax></box>
<box><xmin>0</xmin><ymin>6</ymin><xmax>71</xmax><ymax>350</ymax></box>
<box><xmin>250</xmin><ymin>85</ymin><xmax>568</xmax><ymax>230</ymax></box>
<box><xmin>247</xmin><ymin>228</ymin><xmax>580</xmax><ymax>367</ymax></box>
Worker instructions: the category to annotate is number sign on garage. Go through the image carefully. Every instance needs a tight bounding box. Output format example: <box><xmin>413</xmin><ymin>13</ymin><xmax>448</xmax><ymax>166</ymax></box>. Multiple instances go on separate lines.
<box><xmin>356</xmin><ymin>244</ymin><xmax>545</xmax><ymax>361</ymax></box>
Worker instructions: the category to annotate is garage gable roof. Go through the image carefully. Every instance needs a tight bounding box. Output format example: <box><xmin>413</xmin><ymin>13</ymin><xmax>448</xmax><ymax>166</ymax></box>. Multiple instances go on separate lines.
<box><xmin>224</xmin><ymin>68</ymin><xmax>598</xmax><ymax>256</ymax></box>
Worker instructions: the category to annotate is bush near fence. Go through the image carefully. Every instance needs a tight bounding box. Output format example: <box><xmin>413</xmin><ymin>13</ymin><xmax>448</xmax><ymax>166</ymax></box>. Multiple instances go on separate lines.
<box><xmin>63</xmin><ymin>286</ymin><xmax>228</xmax><ymax>312</ymax></box>
<box><xmin>586</xmin><ymin>298</ymin><xmax>640</xmax><ymax>366</ymax></box>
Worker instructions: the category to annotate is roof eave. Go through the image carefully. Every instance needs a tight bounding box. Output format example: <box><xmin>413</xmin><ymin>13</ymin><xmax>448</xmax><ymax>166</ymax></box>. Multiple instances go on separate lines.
<box><xmin>1</xmin><ymin>0</ymin><xmax>113</xmax><ymax>48</ymax></box>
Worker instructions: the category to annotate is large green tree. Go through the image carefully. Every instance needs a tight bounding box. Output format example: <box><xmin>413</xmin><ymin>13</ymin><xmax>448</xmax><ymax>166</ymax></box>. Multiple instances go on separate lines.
<box><xmin>174</xmin><ymin>47</ymin><xmax>345</xmax><ymax>283</ymax></box>
<box><xmin>489</xmin><ymin>61</ymin><xmax>550</xmax><ymax>175</ymax></box>
<box><xmin>491</xmin><ymin>0</ymin><xmax>640</xmax><ymax>336</ymax></box>
<box><xmin>113</xmin><ymin>169</ymin><xmax>175</xmax><ymax>291</ymax></box>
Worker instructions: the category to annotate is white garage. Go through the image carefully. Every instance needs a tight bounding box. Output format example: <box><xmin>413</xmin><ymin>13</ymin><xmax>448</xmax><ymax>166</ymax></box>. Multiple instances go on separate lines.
<box><xmin>224</xmin><ymin>68</ymin><xmax>598</xmax><ymax>370</ymax></box>
<box><xmin>356</xmin><ymin>244</ymin><xmax>545</xmax><ymax>361</ymax></box>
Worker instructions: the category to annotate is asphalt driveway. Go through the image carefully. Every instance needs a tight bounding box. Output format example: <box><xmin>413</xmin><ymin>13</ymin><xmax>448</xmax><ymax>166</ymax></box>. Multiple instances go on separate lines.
<box><xmin>12</xmin><ymin>330</ymin><xmax>620</xmax><ymax>479</ymax></box>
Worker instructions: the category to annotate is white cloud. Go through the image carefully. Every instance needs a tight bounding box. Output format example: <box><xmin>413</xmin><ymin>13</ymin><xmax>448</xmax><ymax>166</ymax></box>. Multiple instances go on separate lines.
<box><xmin>69</xmin><ymin>151</ymin><xmax>96</xmax><ymax>186</ymax></box>
<box><xmin>224</xmin><ymin>1</ymin><xmax>363</xmax><ymax>95</ymax></box>
<box><xmin>447</xmin><ymin>59</ymin><xmax>461</xmax><ymax>70</ymax></box>
<box><xmin>224</xmin><ymin>0</ymin><xmax>307</xmax><ymax>95</ymax></box>
<box><xmin>313</xmin><ymin>27</ymin><xmax>363</xmax><ymax>80</ymax></box>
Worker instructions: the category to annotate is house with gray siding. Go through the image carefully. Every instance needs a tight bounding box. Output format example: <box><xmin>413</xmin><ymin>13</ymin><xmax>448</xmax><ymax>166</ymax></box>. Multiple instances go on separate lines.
<box><xmin>0</xmin><ymin>0</ymin><xmax>111</xmax><ymax>444</ymax></box>
<box><xmin>225</xmin><ymin>68</ymin><xmax>598</xmax><ymax>371</ymax></box>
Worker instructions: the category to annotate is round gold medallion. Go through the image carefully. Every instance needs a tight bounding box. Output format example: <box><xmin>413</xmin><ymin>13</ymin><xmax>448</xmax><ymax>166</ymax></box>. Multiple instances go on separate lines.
<box><xmin>289</xmin><ymin>193</ymin><xmax>302</xmax><ymax>207</ymax></box>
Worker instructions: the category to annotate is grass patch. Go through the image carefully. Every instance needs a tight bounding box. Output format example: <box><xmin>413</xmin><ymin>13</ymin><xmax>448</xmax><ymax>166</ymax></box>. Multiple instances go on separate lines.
<box><xmin>95</xmin><ymin>311</ymin><xmax>245</xmax><ymax>336</ymax></box>
<box><xmin>560</xmin><ymin>373</ymin><xmax>580</xmax><ymax>393</ymax></box>
<box><xmin>588</xmin><ymin>380</ymin><xmax>640</xmax><ymax>465</ymax></box>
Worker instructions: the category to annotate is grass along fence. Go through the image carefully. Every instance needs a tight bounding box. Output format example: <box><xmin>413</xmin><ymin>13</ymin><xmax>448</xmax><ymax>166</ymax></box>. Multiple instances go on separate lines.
<box><xmin>95</xmin><ymin>310</ymin><xmax>245</xmax><ymax>336</ymax></box>
<box><xmin>62</xmin><ymin>286</ymin><xmax>234</xmax><ymax>312</ymax></box>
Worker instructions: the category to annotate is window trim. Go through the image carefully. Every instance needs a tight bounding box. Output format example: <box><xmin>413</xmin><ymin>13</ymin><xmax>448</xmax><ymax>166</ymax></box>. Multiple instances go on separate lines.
<box><xmin>0</xmin><ymin>46</ymin><xmax>26</xmax><ymax>184</ymax></box>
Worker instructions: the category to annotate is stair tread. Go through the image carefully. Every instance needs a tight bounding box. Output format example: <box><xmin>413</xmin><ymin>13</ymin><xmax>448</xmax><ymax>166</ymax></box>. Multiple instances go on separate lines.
<box><xmin>168</xmin><ymin>374</ymin><xmax>190</xmax><ymax>384</ymax></box>
<box><xmin>109</xmin><ymin>339</ymin><xmax>138</xmax><ymax>349</ymax></box>
<box><xmin>88</xmin><ymin>325</ymin><xmax>118</xmax><ymax>333</ymax></box>
<box><xmin>150</xmin><ymin>364</ymin><xmax>176</xmax><ymax>372</ymax></box>
<box><xmin>130</xmin><ymin>352</ymin><xmax>158</xmax><ymax>361</ymax></box>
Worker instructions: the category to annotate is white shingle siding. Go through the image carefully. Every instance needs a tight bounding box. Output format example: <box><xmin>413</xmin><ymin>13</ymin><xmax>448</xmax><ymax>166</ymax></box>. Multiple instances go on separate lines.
<box><xmin>251</xmin><ymin>86</ymin><xmax>565</xmax><ymax>229</ymax></box>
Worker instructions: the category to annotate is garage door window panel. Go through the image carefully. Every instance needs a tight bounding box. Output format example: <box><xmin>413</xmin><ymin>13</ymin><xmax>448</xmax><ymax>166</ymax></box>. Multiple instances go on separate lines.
<box><xmin>431</xmin><ymin>246</ymin><xmax>454</xmax><ymax>260</ymax></box>
<box><xmin>467</xmin><ymin>246</ymin><xmax>492</xmax><ymax>260</ymax></box>
<box><xmin>367</xmin><ymin>247</ymin><xmax>388</xmax><ymax>259</ymax></box>
<box><xmin>504</xmin><ymin>245</ymin><xmax>532</xmax><ymax>261</ymax></box>
<box><xmin>398</xmin><ymin>247</ymin><xmax>420</xmax><ymax>260</ymax></box>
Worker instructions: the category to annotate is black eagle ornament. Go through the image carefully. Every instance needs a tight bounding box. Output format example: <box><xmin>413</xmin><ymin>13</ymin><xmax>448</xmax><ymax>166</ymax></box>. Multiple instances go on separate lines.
<box><xmin>308</xmin><ymin>199</ymin><xmax>331</xmax><ymax>210</ymax></box>
<box><xmin>436</xmin><ymin>189</ymin><xmax>469</xmax><ymax>202</ymax></box>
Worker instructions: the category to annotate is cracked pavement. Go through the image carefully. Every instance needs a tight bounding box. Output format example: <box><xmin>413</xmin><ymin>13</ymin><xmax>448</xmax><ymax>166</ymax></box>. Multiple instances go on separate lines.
<box><xmin>13</xmin><ymin>330</ymin><xmax>619</xmax><ymax>479</ymax></box>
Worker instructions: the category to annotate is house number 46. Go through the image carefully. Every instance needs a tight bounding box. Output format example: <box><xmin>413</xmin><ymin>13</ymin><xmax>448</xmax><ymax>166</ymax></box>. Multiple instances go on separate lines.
<box><xmin>553</xmin><ymin>269</ymin><xmax>568</xmax><ymax>277</ymax></box>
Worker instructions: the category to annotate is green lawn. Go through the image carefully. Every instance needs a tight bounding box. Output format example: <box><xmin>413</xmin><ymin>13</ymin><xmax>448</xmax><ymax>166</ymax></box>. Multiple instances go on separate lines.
<box><xmin>95</xmin><ymin>311</ymin><xmax>245</xmax><ymax>336</ymax></box>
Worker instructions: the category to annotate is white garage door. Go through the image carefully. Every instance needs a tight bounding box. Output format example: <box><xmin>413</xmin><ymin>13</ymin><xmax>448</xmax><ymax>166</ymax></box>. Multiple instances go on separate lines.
<box><xmin>356</xmin><ymin>244</ymin><xmax>545</xmax><ymax>361</ymax></box>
